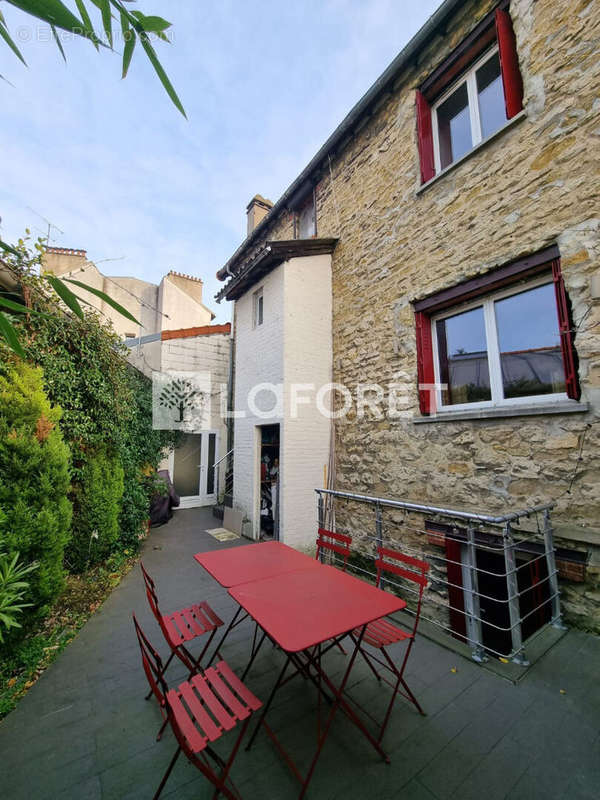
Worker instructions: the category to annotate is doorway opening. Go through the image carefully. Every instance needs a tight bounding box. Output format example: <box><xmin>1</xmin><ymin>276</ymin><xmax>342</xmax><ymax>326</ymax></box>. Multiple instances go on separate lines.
<box><xmin>258</xmin><ymin>424</ymin><xmax>279</xmax><ymax>540</ymax></box>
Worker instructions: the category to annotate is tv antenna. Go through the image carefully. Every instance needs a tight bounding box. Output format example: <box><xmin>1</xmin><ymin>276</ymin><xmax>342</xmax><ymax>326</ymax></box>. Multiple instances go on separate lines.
<box><xmin>26</xmin><ymin>207</ymin><xmax>65</xmax><ymax>246</ymax></box>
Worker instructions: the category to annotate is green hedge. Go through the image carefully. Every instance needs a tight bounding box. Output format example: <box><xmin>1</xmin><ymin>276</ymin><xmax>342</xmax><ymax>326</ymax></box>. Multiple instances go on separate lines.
<box><xmin>68</xmin><ymin>448</ymin><xmax>124</xmax><ymax>571</ymax></box>
<box><xmin>0</xmin><ymin>361</ymin><xmax>72</xmax><ymax>619</ymax></box>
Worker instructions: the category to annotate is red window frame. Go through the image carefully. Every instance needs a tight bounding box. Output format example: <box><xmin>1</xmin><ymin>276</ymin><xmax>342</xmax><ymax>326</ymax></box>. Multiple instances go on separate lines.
<box><xmin>413</xmin><ymin>246</ymin><xmax>580</xmax><ymax>415</ymax></box>
<box><xmin>416</xmin><ymin>2</ymin><xmax>523</xmax><ymax>184</ymax></box>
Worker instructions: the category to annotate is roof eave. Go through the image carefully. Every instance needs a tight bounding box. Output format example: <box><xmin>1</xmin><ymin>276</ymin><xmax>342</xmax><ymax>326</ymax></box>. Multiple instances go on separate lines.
<box><xmin>216</xmin><ymin>238</ymin><xmax>339</xmax><ymax>302</ymax></box>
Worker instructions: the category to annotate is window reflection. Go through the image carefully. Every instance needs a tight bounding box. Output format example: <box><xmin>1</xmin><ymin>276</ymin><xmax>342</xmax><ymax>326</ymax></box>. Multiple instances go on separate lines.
<box><xmin>495</xmin><ymin>283</ymin><xmax>565</xmax><ymax>398</ymax></box>
<box><xmin>436</xmin><ymin>306</ymin><xmax>491</xmax><ymax>405</ymax></box>
<box><xmin>437</xmin><ymin>82</ymin><xmax>472</xmax><ymax>169</ymax></box>
<box><xmin>476</xmin><ymin>52</ymin><xmax>507</xmax><ymax>139</ymax></box>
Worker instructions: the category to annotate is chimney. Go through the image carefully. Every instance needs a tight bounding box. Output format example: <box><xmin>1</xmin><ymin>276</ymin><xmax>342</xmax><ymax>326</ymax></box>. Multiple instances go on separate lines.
<box><xmin>246</xmin><ymin>194</ymin><xmax>273</xmax><ymax>236</ymax></box>
<box><xmin>43</xmin><ymin>246</ymin><xmax>87</xmax><ymax>277</ymax></box>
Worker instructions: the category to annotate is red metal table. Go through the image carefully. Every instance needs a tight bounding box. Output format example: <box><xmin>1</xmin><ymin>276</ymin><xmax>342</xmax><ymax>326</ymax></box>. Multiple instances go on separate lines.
<box><xmin>195</xmin><ymin>541</ymin><xmax>322</xmax><ymax>666</ymax></box>
<box><xmin>194</xmin><ymin>540</ymin><xmax>320</xmax><ymax>587</ymax></box>
<box><xmin>229</xmin><ymin>564</ymin><xmax>406</xmax><ymax>797</ymax></box>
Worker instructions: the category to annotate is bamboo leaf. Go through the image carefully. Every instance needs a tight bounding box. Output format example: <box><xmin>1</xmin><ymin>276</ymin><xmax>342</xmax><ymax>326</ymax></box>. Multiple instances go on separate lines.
<box><xmin>44</xmin><ymin>275</ymin><xmax>84</xmax><ymax>319</ymax></box>
<box><xmin>122</xmin><ymin>28</ymin><xmax>135</xmax><ymax>78</ymax></box>
<box><xmin>0</xmin><ymin>297</ymin><xmax>35</xmax><ymax>314</ymax></box>
<box><xmin>64</xmin><ymin>278</ymin><xmax>140</xmax><ymax>324</ymax></box>
<box><xmin>0</xmin><ymin>240</ymin><xmax>20</xmax><ymax>256</ymax></box>
<box><xmin>6</xmin><ymin>0</ymin><xmax>102</xmax><ymax>46</ymax></box>
<box><xmin>50</xmin><ymin>25</ymin><xmax>66</xmax><ymax>61</ymax></box>
<box><xmin>130</xmin><ymin>12</ymin><xmax>171</xmax><ymax>33</ymax></box>
<box><xmin>90</xmin><ymin>0</ymin><xmax>112</xmax><ymax>47</ymax></box>
<box><xmin>0</xmin><ymin>312</ymin><xmax>25</xmax><ymax>356</ymax></box>
<box><xmin>139</xmin><ymin>33</ymin><xmax>186</xmax><ymax>118</ymax></box>
<box><xmin>73</xmin><ymin>0</ymin><xmax>98</xmax><ymax>49</ymax></box>
<box><xmin>0</xmin><ymin>19</ymin><xmax>27</xmax><ymax>65</ymax></box>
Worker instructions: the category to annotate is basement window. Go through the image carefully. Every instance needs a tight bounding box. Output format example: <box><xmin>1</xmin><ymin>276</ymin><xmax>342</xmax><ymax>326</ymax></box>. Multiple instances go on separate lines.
<box><xmin>253</xmin><ymin>287</ymin><xmax>264</xmax><ymax>328</ymax></box>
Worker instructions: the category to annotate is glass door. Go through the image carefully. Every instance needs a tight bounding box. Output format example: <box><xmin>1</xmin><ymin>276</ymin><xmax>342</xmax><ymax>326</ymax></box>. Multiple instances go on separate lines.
<box><xmin>172</xmin><ymin>432</ymin><xmax>218</xmax><ymax>507</ymax></box>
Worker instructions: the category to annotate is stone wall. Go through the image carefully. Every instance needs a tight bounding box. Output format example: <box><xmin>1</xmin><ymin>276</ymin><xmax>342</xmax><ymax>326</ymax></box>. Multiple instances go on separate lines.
<box><xmin>228</xmin><ymin>0</ymin><xmax>600</xmax><ymax>632</ymax></box>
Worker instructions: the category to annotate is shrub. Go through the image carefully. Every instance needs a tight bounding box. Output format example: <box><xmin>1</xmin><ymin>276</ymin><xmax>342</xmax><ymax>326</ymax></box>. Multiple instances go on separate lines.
<box><xmin>67</xmin><ymin>448</ymin><xmax>124</xmax><ymax>571</ymax></box>
<box><xmin>10</xmin><ymin>242</ymin><xmax>176</xmax><ymax>567</ymax></box>
<box><xmin>0</xmin><ymin>361</ymin><xmax>72</xmax><ymax>620</ymax></box>
<box><xmin>0</xmin><ymin>552</ymin><xmax>38</xmax><ymax>643</ymax></box>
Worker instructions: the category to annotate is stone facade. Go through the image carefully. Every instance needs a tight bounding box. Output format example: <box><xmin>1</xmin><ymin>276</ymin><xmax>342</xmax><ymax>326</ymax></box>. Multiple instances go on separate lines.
<box><xmin>220</xmin><ymin>0</ymin><xmax>600</xmax><ymax>632</ymax></box>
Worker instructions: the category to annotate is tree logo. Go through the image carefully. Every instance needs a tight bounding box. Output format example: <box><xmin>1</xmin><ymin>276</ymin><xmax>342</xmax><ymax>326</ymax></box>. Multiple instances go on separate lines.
<box><xmin>159</xmin><ymin>377</ymin><xmax>204</xmax><ymax>423</ymax></box>
<box><xmin>152</xmin><ymin>371</ymin><xmax>211</xmax><ymax>430</ymax></box>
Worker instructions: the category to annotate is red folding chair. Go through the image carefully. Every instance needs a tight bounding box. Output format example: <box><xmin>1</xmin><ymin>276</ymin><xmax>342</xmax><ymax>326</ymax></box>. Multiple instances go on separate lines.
<box><xmin>133</xmin><ymin>614</ymin><xmax>262</xmax><ymax>800</ymax></box>
<box><xmin>316</xmin><ymin>527</ymin><xmax>352</xmax><ymax>568</ymax></box>
<box><xmin>140</xmin><ymin>562</ymin><xmax>223</xmax><ymax>690</ymax></box>
<box><xmin>316</xmin><ymin>528</ymin><xmax>352</xmax><ymax>656</ymax></box>
<box><xmin>352</xmin><ymin>546</ymin><xmax>429</xmax><ymax>742</ymax></box>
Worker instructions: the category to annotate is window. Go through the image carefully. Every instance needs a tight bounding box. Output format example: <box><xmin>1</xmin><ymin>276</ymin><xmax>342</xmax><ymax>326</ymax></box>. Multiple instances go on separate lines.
<box><xmin>253</xmin><ymin>287</ymin><xmax>263</xmax><ymax>328</ymax></box>
<box><xmin>433</xmin><ymin>47</ymin><xmax>507</xmax><ymax>171</ymax></box>
<box><xmin>414</xmin><ymin>247</ymin><xmax>580</xmax><ymax>415</ymax></box>
<box><xmin>416</xmin><ymin>4</ymin><xmax>523</xmax><ymax>183</ymax></box>
<box><xmin>296</xmin><ymin>192</ymin><xmax>316</xmax><ymax>239</ymax></box>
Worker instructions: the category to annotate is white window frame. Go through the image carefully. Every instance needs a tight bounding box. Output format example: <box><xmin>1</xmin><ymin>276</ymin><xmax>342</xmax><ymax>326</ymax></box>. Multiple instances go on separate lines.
<box><xmin>253</xmin><ymin>286</ymin><xmax>264</xmax><ymax>328</ymax></box>
<box><xmin>432</xmin><ymin>44</ymin><xmax>504</xmax><ymax>174</ymax></box>
<box><xmin>431</xmin><ymin>275</ymin><xmax>568</xmax><ymax>412</ymax></box>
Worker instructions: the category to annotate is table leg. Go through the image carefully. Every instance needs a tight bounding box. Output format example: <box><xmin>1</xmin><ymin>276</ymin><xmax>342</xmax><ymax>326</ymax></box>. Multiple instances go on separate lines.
<box><xmin>245</xmin><ymin>655</ymin><xmax>292</xmax><ymax>752</ymax></box>
<box><xmin>241</xmin><ymin>628</ymin><xmax>268</xmax><ymax>681</ymax></box>
<box><xmin>298</xmin><ymin>624</ymin><xmax>389</xmax><ymax>799</ymax></box>
<box><xmin>207</xmin><ymin>606</ymin><xmax>247</xmax><ymax>667</ymax></box>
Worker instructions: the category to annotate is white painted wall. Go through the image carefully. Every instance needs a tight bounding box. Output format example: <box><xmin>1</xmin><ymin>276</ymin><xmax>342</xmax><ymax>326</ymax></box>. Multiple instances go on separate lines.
<box><xmin>282</xmin><ymin>254</ymin><xmax>332</xmax><ymax>549</ymax></box>
<box><xmin>233</xmin><ymin>265</ymin><xmax>285</xmax><ymax>538</ymax></box>
<box><xmin>232</xmin><ymin>254</ymin><xmax>332</xmax><ymax>548</ymax></box>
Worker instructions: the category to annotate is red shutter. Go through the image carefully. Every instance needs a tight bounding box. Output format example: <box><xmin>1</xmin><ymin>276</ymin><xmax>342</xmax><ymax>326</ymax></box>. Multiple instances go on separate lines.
<box><xmin>495</xmin><ymin>7</ymin><xmax>524</xmax><ymax>119</ymax></box>
<box><xmin>415</xmin><ymin>90</ymin><xmax>435</xmax><ymax>183</ymax></box>
<box><xmin>445</xmin><ymin>536</ymin><xmax>467</xmax><ymax>643</ymax></box>
<box><xmin>552</xmin><ymin>259</ymin><xmax>580</xmax><ymax>400</ymax></box>
<box><xmin>415</xmin><ymin>311</ymin><xmax>436</xmax><ymax>414</ymax></box>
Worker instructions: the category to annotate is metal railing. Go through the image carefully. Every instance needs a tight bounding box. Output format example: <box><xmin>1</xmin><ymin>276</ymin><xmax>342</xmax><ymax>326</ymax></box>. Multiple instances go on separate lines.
<box><xmin>315</xmin><ymin>488</ymin><xmax>564</xmax><ymax>665</ymax></box>
<box><xmin>213</xmin><ymin>448</ymin><xmax>234</xmax><ymax>504</ymax></box>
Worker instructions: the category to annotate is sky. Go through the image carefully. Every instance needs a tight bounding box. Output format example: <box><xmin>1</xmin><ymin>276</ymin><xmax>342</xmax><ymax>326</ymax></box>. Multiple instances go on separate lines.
<box><xmin>0</xmin><ymin>0</ymin><xmax>441</xmax><ymax>324</ymax></box>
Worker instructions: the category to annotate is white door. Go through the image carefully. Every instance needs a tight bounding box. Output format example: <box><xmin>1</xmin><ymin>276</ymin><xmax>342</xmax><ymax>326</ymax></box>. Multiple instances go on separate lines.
<box><xmin>170</xmin><ymin>431</ymin><xmax>218</xmax><ymax>508</ymax></box>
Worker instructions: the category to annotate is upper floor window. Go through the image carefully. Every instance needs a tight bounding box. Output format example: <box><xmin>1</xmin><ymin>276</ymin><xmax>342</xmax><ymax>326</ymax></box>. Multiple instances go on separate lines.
<box><xmin>296</xmin><ymin>192</ymin><xmax>316</xmax><ymax>239</ymax></box>
<box><xmin>253</xmin><ymin>287</ymin><xmax>263</xmax><ymax>328</ymax></box>
<box><xmin>416</xmin><ymin>4</ymin><xmax>523</xmax><ymax>183</ymax></box>
<box><xmin>433</xmin><ymin>46</ymin><xmax>507</xmax><ymax>171</ymax></box>
<box><xmin>414</xmin><ymin>247</ymin><xmax>580</xmax><ymax>415</ymax></box>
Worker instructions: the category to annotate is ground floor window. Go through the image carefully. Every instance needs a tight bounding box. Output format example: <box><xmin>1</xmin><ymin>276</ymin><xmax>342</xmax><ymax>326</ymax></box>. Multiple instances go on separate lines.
<box><xmin>414</xmin><ymin>246</ymin><xmax>580</xmax><ymax>415</ymax></box>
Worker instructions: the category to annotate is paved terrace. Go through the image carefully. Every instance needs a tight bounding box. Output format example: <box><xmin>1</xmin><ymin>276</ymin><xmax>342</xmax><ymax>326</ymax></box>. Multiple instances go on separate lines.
<box><xmin>1</xmin><ymin>508</ymin><xmax>598</xmax><ymax>800</ymax></box>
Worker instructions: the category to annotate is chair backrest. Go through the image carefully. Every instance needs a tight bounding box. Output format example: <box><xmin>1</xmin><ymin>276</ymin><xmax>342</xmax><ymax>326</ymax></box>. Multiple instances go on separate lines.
<box><xmin>316</xmin><ymin>527</ymin><xmax>352</xmax><ymax>570</ymax></box>
<box><xmin>132</xmin><ymin>613</ymin><xmax>167</xmax><ymax>707</ymax></box>
<box><xmin>375</xmin><ymin>546</ymin><xmax>430</xmax><ymax>631</ymax></box>
<box><xmin>140</xmin><ymin>561</ymin><xmax>161</xmax><ymax>621</ymax></box>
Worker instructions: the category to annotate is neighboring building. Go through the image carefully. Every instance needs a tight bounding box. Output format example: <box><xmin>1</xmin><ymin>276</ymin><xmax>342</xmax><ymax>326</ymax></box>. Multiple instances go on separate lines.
<box><xmin>43</xmin><ymin>246</ymin><xmax>215</xmax><ymax>339</ymax></box>
<box><xmin>217</xmin><ymin>0</ymin><xmax>600</xmax><ymax>632</ymax></box>
<box><xmin>44</xmin><ymin>247</ymin><xmax>231</xmax><ymax>508</ymax></box>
